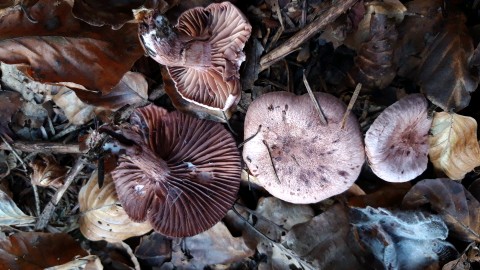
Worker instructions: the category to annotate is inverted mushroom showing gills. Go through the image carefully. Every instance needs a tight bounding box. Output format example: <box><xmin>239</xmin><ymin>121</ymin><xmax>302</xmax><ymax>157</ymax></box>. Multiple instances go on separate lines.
<box><xmin>243</xmin><ymin>91</ymin><xmax>365</xmax><ymax>204</ymax></box>
<box><xmin>103</xmin><ymin>105</ymin><xmax>241</xmax><ymax>237</ymax></box>
<box><xmin>136</xmin><ymin>2</ymin><xmax>252</xmax><ymax>121</ymax></box>
<box><xmin>365</xmin><ymin>94</ymin><xmax>432</xmax><ymax>182</ymax></box>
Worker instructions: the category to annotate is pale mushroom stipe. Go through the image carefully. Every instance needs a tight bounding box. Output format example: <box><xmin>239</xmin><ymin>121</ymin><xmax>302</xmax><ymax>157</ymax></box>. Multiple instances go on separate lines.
<box><xmin>101</xmin><ymin>105</ymin><xmax>241</xmax><ymax>237</ymax></box>
<box><xmin>136</xmin><ymin>2</ymin><xmax>252</xmax><ymax>119</ymax></box>
<box><xmin>243</xmin><ymin>91</ymin><xmax>365</xmax><ymax>204</ymax></box>
<box><xmin>365</xmin><ymin>94</ymin><xmax>432</xmax><ymax>182</ymax></box>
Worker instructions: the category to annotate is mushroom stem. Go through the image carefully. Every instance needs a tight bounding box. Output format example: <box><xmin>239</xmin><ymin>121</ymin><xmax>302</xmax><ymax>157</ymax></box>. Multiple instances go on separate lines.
<box><xmin>303</xmin><ymin>71</ymin><xmax>328</xmax><ymax>126</ymax></box>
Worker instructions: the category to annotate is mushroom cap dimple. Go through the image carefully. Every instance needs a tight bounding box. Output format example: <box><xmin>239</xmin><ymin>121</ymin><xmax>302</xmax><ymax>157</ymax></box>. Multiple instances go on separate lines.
<box><xmin>242</xmin><ymin>91</ymin><xmax>365</xmax><ymax>204</ymax></box>
<box><xmin>111</xmin><ymin>105</ymin><xmax>241</xmax><ymax>237</ymax></box>
<box><xmin>365</xmin><ymin>94</ymin><xmax>432</xmax><ymax>182</ymax></box>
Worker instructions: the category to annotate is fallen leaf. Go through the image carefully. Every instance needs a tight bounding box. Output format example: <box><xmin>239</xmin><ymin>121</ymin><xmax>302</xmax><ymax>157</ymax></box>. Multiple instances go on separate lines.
<box><xmin>0</xmin><ymin>232</ymin><xmax>88</xmax><ymax>269</ymax></box>
<box><xmin>52</xmin><ymin>87</ymin><xmax>96</xmax><ymax>125</ymax></box>
<box><xmin>348</xmin><ymin>182</ymin><xmax>411</xmax><ymax>208</ymax></box>
<box><xmin>283</xmin><ymin>204</ymin><xmax>365</xmax><ymax>270</ymax></box>
<box><xmin>29</xmin><ymin>154</ymin><xmax>67</xmax><ymax>188</ymax></box>
<box><xmin>468</xmin><ymin>178</ymin><xmax>480</xmax><ymax>203</ymax></box>
<box><xmin>416</xmin><ymin>13</ymin><xmax>478</xmax><ymax>111</ymax></box>
<box><xmin>171</xmin><ymin>222</ymin><xmax>254</xmax><ymax>268</ymax></box>
<box><xmin>0</xmin><ymin>0</ymin><xmax>143</xmax><ymax>95</ymax></box>
<box><xmin>429</xmin><ymin>112</ymin><xmax>480</xmax><ymax>180</ymax></box>
<box><xmin>255</xmin><ymin>197</ymin><xmax>314</xmax><ymax>230</ymax></box>
<box><xmin>403</xmin><ymin>178</ymin><xmax>480</xmax><ymax>242</ymax></box>
<box><xmin>44</xmin><ymin>255</ymin><xmax>103</xmax><ymax>270</ymax></box>
<box><xmin>78</xmin><ymin>171</ymin><xmax>152</xmax><ymax>243</ymax></box>
<box><xmin>0</xmin><ymin>90</ymin><xmax>23</xmax><ymax>140</ymax></box>
<box><xmin>0</xmin><ymin>189</ymin><xmax>35</xmax><ymax>226</ymax></box>
<box><xmin>72</xmin><ymin>0</ymin><xmax>145</xmax><ymax>28</ymax></box>
<box><xmin>135</xmin><ymin>233</ymin><xmax>172</xmax><ymax>267</ymax></box>
<box><xmin>351</xmin><ymin>207</ymin><xmax>458</xmax><ymax>270</ymax></box>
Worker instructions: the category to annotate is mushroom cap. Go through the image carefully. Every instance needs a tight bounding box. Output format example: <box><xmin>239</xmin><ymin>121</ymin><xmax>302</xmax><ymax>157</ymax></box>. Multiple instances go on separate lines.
<box><xmin>242</xmin><ymin>91</ymin><xmax>365</xmax><ymax>204</ymax></box>
<box><xmin>110</xmin><ymin>105</ymin><xmax>241</xmax><ymax>237</ymax></box>
<box><xmin>365</xmin><ymin>94</ymin><xmax>432</xmax><ymax>182</ymax></box>
<box><xmin>167</xmin><ymin>2</ymin><xmax>251</xmax><ymax>111</ymax></box>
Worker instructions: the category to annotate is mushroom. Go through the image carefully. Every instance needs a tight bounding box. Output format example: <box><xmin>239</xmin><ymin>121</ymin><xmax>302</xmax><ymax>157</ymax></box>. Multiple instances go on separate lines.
<box><xmin>242</xmin><ymin>91</ymin><xmax>365</xmax><ymax>204</ymax></box>
<box><xmin>101</xmin><ymin>105</ymin><xmax>241</xmax><ymax>237</ymax></box>
<box><xmin>136</xmin><ymin>2</ymin><xmax>252</xmax><ymax>120</ymax></box>
<box><xmin>365</xmin><ymin>94</ymin><xmax>432</xmax><ymax>182</ymax></box>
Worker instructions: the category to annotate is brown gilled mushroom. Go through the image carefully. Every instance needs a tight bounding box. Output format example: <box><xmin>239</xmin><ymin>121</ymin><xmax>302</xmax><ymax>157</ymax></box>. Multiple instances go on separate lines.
<box><xmin>243</xmin><ymin>91</ymin><xmax>365</xmax><ymax>204</ymax></box>
<box><xmin>365</xmin><ymin>94</ymin><xmax>432</xmax><ymax>182</ymax></box>
<box><xmin>101</xmin><ymin>105</ymin><xmax>241</xmax><ymax>237</ymax></box>
<box><xmin>136</xmin><ymin>2</ymin><xmax>252</xmax><ymax>120</ymax></box>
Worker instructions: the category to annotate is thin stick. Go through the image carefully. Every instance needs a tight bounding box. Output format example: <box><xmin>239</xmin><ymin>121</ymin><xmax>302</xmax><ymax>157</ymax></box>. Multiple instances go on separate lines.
<box><xmin>262</xmin><ymin>140</ymin><xmax>281</xmax><ymax>184</ymax></box>
<box><xmin>0</xmin><ymin>141</ymin><xmax>85</xmax><ymax>154</ymax></box>
<box><xmin>0</xmin><ymin>135</ymin><xmax>28</xmax><ymax>172</ymax></box>
<box><xmin>35</xmin><ymin>157</ymin><xmax>87</xmax><ymax>230</ymax></box>
<box><xmin>341</xmin><ymin>83</ymin><xmax>362</xmax><ymax>129</ymax></box>
<box><xmin>260</xmin><ymin>0</ymin><xmax>358</xmax><ymax>70</ymax></box>
<box><xmin>303</xmin><ymin>71</ymin><xmax>328</xmax><ymax>126</ymax></box>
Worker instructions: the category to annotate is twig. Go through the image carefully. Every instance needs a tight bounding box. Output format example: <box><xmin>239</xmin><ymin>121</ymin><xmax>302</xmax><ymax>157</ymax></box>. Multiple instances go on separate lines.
<box><xmin>35</xmin><ymin>157</ymin><xmax>87</xmax><ymax>230</ymax></box>
<box><xmin>260</xmin><ymin>0</ymin><xmax>358</xmax><ymax>70</ymax></box>
<box><xmin>262</xmin><ymin>140</ymin><xmax>281</xmax><ymax>184</ymax></box>
<box><xmin>341</xmin><ymin>83</ymin><xmax>362</xmax><ymax>129</ymax></box>
<box><xmin>303</xmin><ymin>71</ymin><xmax>328</xmax><ymax>126</ymax></box>
<box><xmin>0</xmin><ymin>141</ymin><xmax>85</xmax><ymax>154</ymax></box>
<box><xmin>0</xmin><ymin>135</ymin><xmax>28</xmax><ymax>172</ymax></box>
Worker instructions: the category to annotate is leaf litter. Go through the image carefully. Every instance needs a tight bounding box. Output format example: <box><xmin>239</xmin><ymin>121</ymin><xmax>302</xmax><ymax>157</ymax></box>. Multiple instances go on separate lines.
<box><xmin>1</xmin><ymin>0</ymin><xmax>480</xmax><ymax>269</ymax></box>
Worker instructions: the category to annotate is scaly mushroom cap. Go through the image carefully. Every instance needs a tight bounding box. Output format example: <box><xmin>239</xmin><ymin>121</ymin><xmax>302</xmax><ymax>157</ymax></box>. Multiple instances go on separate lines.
<box><xmin>365</xmin><ymin>94</ymin><xmax>432</xmax><ymax>182</ymax></box>
<box><xmin>109</xmin><ymin>105</ymin><xmax>241</xmax><ymax>237</ymax></box>
<box><xmin>138</xmin><ymin>2</ymin><xmax>251</xmax><ymax>112</ymax></box>
<box><xmin>243</xmin><ymin>91</ymin><xmax>365</xmax><ymax>204</ymax></box>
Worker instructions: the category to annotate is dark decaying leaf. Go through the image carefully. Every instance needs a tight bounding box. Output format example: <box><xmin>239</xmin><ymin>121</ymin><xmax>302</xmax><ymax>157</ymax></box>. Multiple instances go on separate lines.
<box><xmin>351</xmin><ymin>207</ymin><xmax>458</xmax><ymax>270</ymax></box>
<box><xmin>0</xmin><ymin>91</ymin><xmax>23</xmax><ymax>140</ymax></box>
<box><xmin>348</xmin><ymin>182</ymin><xmax>411</xmax><ymax>208</ymax></box>
<box><xmin>135</xmin><ymin>233</ymin><xmax>172</xmax><ymax>267</ymax></box>
<box><xmin>0</xmin><ymin>232</ymin><xmax>88</xmax><ymax>269</ymax></box>
<box><xmin>0</xmin><ymin>0</ymin><xmax>144</xmax><ymax>95</ymax></box>
<box><xmin>415</xmin><ymin>13</ymin><xmax>478</xmax><ymax>111</ymax></box>
<box><xmin>402</xmin><ymin>178</ymin><xmax>480</xmax><ymax>242</ymax></box>
<box><xmin>283</xmin><ymin>204</ymin><xmax>366</xmax><ymax>270</ymax></box>
<box><xmin>346</xmin><ymin>13</ymin><xmax>398</xmax><ymax>90</ymax></box>
<box><xmin>29</xmin><ymin>154</ymin><xmax>66</xmax><ymax>188</ymax></box>
<box><xmin>72</xmin><ymin>0</ymin><xmax>146</xmax><ymax>28</ymax></box>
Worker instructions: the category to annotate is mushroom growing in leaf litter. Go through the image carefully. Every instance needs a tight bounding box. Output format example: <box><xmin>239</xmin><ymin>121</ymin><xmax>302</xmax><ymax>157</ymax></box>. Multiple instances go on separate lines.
<box><xmin>136</xmin><ymin>2</ymin><xmax>252</xmax><ymax>120</ymax></box>
<box><xmin>101</xmin><ymin>105</ymin><xmax>241</xmax><ymax>237</ymax></box>
<box><xmin>365</xmin><ymin>94</ymin><xmax>432</xmax><ymax>182</ymax></box>
<box><xmin>243</xmin><ymin>91</ymin><xmax>365</xmax><ymax>204</ymax></box>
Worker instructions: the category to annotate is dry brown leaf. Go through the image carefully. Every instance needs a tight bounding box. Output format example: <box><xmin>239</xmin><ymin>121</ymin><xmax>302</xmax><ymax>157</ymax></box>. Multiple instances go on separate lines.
<box><xmin>171</xmin><ymin>222</ymin><xmax>254</xmax><ymax>268</ymax></box>
<box><xmin>44</xmin><ymin>255</ymin><xmax>103</xmax><ymax>270</ymax></box>
<box><xmin>403</xmin><ymin>178</ymin><xmax>480</xmax><ymax>242</ymax></box>
<box><xmin>0</xmin><ymin>0</ymin><xmax>143</xmax><ymax>95</ymax></box>
<box><xmin>429</xmin><ymin>112</ymin><xmax>480</xmax><ymax>180</ymax></box>
<box><xmin>79</xmin><ymin>171</ymin><xmax>152</xmax><ymax>243</ymax></box>
<box><xmin>29</xmin><ymin>154</ymin><xmax>67</xmax><ymax>188</ymax></box>
<box><xmin>52</xmin><ymin>87</ymin><xmax>96</xmax><ymax>125</ymax></box>
<box><xmin>348</xmin><ymin>182</ymin><xmax>411</xmax><ymax>208</ymax></box>
<box><xmin>135</xmin><ymin>233</ymin><xmax>172</xmax><ymax>267</ymax></box>
<box><xmin>0</xmin><ymin>232</ymin><xmax>88</xmax><ymax>269</ymax></box>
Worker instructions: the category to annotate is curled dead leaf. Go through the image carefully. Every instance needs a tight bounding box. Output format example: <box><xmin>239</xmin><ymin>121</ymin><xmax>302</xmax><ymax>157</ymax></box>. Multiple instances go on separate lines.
<box><xmin>29</xmin><ymin>154</ymin><xmax>67</xmax><ymax>188</ymax></box>
<box><xmin>429</xmin><ymin>112</ymin><xmax>480</xmax><ymax>180</ymax></box>
<box><xmin>0</xmin><ymin>188</ymin><xmax>35</xmax><ymax>226</ymax></box>
<box><xmin>79</xmin><ymin>171</ymin><xmax>152</xmax><ymax>242</ymax></box>
<box><xmin>403</xmin><ymin>178</ymin><xmax>480</xmax><ymax>242</ymax></box>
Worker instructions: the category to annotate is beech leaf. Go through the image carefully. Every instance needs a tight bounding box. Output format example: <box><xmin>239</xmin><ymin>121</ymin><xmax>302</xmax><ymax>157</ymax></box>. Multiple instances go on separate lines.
<box><xmin>78</xmin><ymin>171</ymin><xmax>152</xmax><ymax>243</ymax></box>
<box><xmin>0</xmin><ymin>189</ymin><xmax>35</xmax><ymax>226</ymax></box>
<box><xmin>402</xmin><ymin>178</ymin><xmax>480</xmax><ymax>242</ymax></box>
<box><xmin>0</xmin><ymin>0</ymin><xmax>143</xmax><ymax>95</ymax></box>
<box><xmin>0</xmin><ymin>232</ymin><xmax>88</xmax><ymax>269</ymax></box>
<box><xmin>429</xmin><ymin>112</ymin><xmax>480</xmax><ymax>180</ymax></box>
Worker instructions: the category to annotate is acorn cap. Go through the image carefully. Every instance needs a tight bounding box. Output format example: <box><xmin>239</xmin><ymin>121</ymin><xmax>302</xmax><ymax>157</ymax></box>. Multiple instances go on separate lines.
<box><xmin>365</xmin><ymin>94</ymin><xmax>432</xmax><ymax>182</ymax></box>
<box><xmin>109</xmin><ymin>105</ymin><xmax>241</xmax><ymax>237</ymax></box>
<box><xmin>242</xmin><ymin>91</ymin><xmax>365</xmax><ymax>204</ymax></box>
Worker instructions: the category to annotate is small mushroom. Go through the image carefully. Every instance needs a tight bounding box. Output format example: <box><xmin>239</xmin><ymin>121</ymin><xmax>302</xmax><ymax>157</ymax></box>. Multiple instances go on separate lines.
<box><xmin>102</xmin><ymin>105</ymin><xmax>241</xmax><ymax>237</ymax></box>
<box><xmin>243</xmin><ymin>91</ymin><xmax>365</xmax><ymax>204</ymax></box>
<box><xmin>136</xmin><ymin>2</ymin><xmax>252</xmax><ymax>120</ymax></box>
<box><xmin>365</xmin><ymin>94</ymin><xmax>432</xmax><ymax>182</ymax></box>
